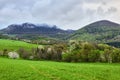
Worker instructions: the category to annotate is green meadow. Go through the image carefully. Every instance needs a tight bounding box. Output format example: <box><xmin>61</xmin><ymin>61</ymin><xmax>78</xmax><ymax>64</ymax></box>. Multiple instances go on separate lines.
<box><xmin>0</xmin><ymin>57</ymin><xmax>120</xmax><ymax>80</ymax></box>
<box><xmin>0</xmin><ymin>39</ymin><xmax>37</xmax><ymax>51</ymax></box>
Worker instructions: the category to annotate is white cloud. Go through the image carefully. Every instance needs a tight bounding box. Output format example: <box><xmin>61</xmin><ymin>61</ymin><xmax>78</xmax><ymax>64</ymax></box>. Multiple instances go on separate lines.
<box><xmin>0</xmin><ymin>0</ymin><xmax>120</xmax><ymax>30</ymax></box>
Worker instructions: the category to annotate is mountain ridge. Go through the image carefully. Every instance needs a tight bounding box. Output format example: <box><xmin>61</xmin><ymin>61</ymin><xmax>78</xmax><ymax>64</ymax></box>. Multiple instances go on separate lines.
<box><xmin>68</xmin><ymin>20</ymin><xmax>120</xmax><ymax>43</ymax></box>
<box><xmin>0</xmin><ymin>22</ymin><xmax>74</xmax><ymax>40</ymax></box>
<box><xmin>1</xmin><ymin>20</ymin><xmax>120</xmax><ymax>43</ymax></box>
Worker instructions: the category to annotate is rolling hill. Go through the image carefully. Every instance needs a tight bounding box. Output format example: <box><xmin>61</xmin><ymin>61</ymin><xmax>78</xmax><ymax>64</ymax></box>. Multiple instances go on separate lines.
<box><xmin>0</xmin><ymin>39</ymin><xmax>37</xmax><ymax>51</ymax></box>
<box><xmin>68</xmin><ymin>20</ymin><xmax>120</xmax><ymax>43</ymax></box>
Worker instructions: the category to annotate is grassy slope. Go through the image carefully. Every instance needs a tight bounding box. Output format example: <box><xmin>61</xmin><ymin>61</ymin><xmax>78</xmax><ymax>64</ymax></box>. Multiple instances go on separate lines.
<box><xmin>0</xmin><ymin>57</ymin><xmax>120</xmax><ymax>80</ymax></box>
<box><xmin>0</xmin><ymin>39</ymin><xmax>38</xmax><ymax>51</ymax></box>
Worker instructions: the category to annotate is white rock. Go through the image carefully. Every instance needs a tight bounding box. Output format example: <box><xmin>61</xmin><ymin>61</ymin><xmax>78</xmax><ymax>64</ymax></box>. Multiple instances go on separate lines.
<box><xmin>8</xmin><ymin>52</ymin><xmax>19</xmax><ymax>59</ymax></box>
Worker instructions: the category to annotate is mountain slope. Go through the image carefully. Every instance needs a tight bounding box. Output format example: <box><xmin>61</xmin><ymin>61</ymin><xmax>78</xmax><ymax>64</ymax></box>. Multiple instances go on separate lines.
<box><xmin>0</xmin><ymin>23</ymin><xmax>74</xmax><ymax>40</ymax></box>
<box><xmin>1</xmin><ymin>23</ymin><xmax>66</xmax><ymax>34</ymax></box>
<box><xmin>68</xmin><ymin>20</ymin><xmax>120</xmax><ymax>43</ymax></box>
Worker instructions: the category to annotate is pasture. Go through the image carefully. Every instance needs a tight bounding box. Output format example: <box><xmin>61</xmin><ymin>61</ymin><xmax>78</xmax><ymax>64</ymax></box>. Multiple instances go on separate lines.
<box><xmin>0</xmin><ymin>39</ymin><xmax>37</xmax><ymax>51</ymax></box>
<box><xmin>0</xmin><ymin>57</ymin><xmax>120</xmax><ymax>80</ymax></box>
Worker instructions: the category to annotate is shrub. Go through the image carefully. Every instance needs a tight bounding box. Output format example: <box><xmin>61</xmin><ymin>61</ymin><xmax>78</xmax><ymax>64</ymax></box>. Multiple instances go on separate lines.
<box><xmin>88</xmin><ymin>50</ymin><xmax>100</xmax><ymax>62</ymax></box>
<box><xmin>104</xmin><ymin>49</ymin><xmax>113</xmax><ymax>63</ymax></box>
<box><xmin>18</xmin><ymin>48</ymin><xmax>30</xmax><ymax>59</ymax></box>
<box><xmin>62</xmin><ymin>53</ymin><xmax>72</xmax><ymax>62</ymax></box>
<box><xmin>8</xmin><ymin>52</ymin><xmax>19</xmax><ymax>59</ymax></box>
<box><xmin>112</xmin><ymin>49</ymin><xmax>120</xmax><ymax>62</ymax></box>
<box><xmin>29</xmin><ymin>56</ymin><xmax>34</xmax><ymax>60</ymax></box>
<box><xmin>62</xmin><ymin>41</ymin><xmax>120</xmax><ymax>63</ymax></box>
<box><xmin>0</xmin><ymin>51</ymin><xmax>3</xmax><ymax>56</ymax></box>
<box><xmin>3</xmin><ymin>49</ymin><xmax>8</xmax><ymax>56</ymax></box>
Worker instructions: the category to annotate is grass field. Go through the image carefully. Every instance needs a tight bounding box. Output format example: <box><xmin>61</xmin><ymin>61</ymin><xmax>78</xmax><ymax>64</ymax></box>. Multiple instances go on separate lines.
<box><xmin>0</xmin><ymin>57</ymin><xmax>120</xmax><ymax>80</ymax></box>
<box><xmin>0</xmin><ymin>39</ymin><xmax>38</xmax><ymax>51</ymax></box>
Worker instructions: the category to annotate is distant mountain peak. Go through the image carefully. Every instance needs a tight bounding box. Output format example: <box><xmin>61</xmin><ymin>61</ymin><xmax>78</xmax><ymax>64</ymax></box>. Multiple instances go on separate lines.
<box><xmin>6</xmin><ymin>22</ymin><xmax>59</xmax><ymax>29</ymax></box>
<box><xmin>93</xmin><ymin>20</ymin><xmax>119</xmax><ymax>25</ymax></box>
<box><xmin>0</xmin><ymin>22</ymin><xmax>74</xmax><ymax>37</ymax></box>
<box><xmin>0</xmin><ymin>22</ymin><xmax>75</xmax><ymax>40</ymax></box>
<box><xmin>22</xmin><ymin>22</ymin><xmax>35</xmax><ymax>26</ymax></box>
<box><xmin>96</xmin><ymin>20</ymin><xmax>113</xmax><ymax>22</ymax></box>
<box><xmin>85</xmin><ymin>20</ymin><xmax>120</xmax><ymax>28</ymax></box>
<box><xmin>22</xmin><ymin>23</ymin><xmax>36</xmax><ymax>28</ymax></box>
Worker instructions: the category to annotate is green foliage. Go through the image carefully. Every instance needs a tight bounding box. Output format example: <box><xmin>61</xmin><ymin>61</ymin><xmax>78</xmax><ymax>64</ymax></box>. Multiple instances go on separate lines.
<box><xmin>112</xmin><ymin>49</ymin><xmax>120</xmax><ymax>62</ymax></box>
<box><xmin>63</xmin><ymin>41</ymin><xmax>120</xmax><ymax>63</ymax></box>
<box><xmin>0</xmin><ymin>39</ymin><xmax>120</xmax><ymax>63</ymax></box>
<box><xmin>0</xmin><ymin>34</ymin><xmax>10</xmax><ymax>39</ymax></box>
<box><xmin>88</xmin><ymin>50</ymin><xmax>100</xmax><ymax>62</ymax></box>
<box><xmin>17</xmin><ymin>44</ymin><xmax>65</xmax><ymax>61</ymax></box>
<box><xmin>18</xmin><ymin>48</ymin><xmax>31</xmax><ymax>59</ymax></box>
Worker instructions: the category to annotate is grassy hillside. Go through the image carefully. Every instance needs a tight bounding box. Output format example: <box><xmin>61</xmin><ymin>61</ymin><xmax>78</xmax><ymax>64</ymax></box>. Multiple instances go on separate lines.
<box><xmin>0</xmin><ymin>57</ymin><xmax>120</xmax><ymax>80</ymax></box>
<box><xmin>0</xmin><ymin>39</ymin><xmax>38</xmax><ymax>51</ymax></box>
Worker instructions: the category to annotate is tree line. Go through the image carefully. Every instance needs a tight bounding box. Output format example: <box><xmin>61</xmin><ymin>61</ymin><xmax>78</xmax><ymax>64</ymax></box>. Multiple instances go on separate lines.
<box><xmin>0</xmin><ymin>40</ymin><xmax>120</xmax><ymax>63</ymax></box>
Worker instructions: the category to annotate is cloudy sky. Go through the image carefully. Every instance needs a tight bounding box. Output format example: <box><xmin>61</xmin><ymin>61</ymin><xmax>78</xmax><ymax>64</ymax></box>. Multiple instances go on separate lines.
<box><xmin>0</xmin><ymin>0</ymin><xmax>120</xmax><ymax>30</ymax></box>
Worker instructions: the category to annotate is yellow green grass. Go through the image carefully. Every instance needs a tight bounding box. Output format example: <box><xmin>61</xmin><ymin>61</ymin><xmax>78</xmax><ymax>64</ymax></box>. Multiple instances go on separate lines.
<box><xmin>0</xmin><ymin>39</ymin><xmax>38</xmax><ymax>51</ymax></box>
<box><xmin>0</xmin><ymin>57</ymin><xmax>120</xmax><ymax>80</ymax></box>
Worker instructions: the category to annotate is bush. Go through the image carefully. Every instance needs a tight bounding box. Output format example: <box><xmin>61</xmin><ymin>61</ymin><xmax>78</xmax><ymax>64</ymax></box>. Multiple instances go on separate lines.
<box><xmin>62</xmin><ymin>53</ymin><xmax>73</xmax><ymax>62</ymax></box>
<box><xmin>5</xmin><ymin>41</ymin><xmax>120</xmax><ymax>63</ymax></box>
<box><xmin>62</xmin><ymin>41</ymin><xmax>120</xmax><ymax>63</ymax></box>
<box><xmin>29</xmin><ymin>56</ymin><xmax>34</xmax><ymax>60</ymax></box>
<box><xmin>3</xmin><ymin>49</ymin><xmax>8</xmax><ymax>56</ymax></box>
<box><xmin>112</xmin><ymin>49</ymin><xmax>120</xmax><ymax>62</ymax></box>
<box><xmin>88</xmin><ymin>50</ymin><xmax>100</xmax><ymax>62</ymax></box>
<box><xmin>0</xmin><ymin>51</ymin><xmax>3</xmax><ymax>56</ymax></box>
<box><xmin>18</xmin><ymin>48</ymin><xmax>31</xmax><ymax>59</ymax></box>
<box><xmin>8</xmin><ymin>52</ymin><xmax>19</xmax><ymax>59</ymax></box>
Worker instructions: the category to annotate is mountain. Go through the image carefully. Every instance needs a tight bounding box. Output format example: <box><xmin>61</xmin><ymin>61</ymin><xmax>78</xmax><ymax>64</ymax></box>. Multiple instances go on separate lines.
<box><xmin>68</xmin><ymin>20</ymin><xmax>120</xmax><ymax>43</ymax></box>
<box><xmin>1</xmin><ymin>20</ymin><xmax>120</xmax><ymax>45</ymax></box>
<box><xmin>1</xmin><ymin>23</ymin><xmax>65</xmax><ymax>34</ymax></box>
<box><xmin>0</xmin><ymin>23</ymin><xmax>74</xmax><ymax>40</ymax></box>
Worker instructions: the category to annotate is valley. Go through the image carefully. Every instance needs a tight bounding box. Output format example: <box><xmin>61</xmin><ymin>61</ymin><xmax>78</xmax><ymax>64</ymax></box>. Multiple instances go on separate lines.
<box><xmin>0</xmin><ymin>20</ymin><xmax>120</xmax><ymax>80</ymax></box>
<box><xmin>0</xmin><ymin>0</ymin><xmax>120</xmax><ymax>80</ymax></box>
